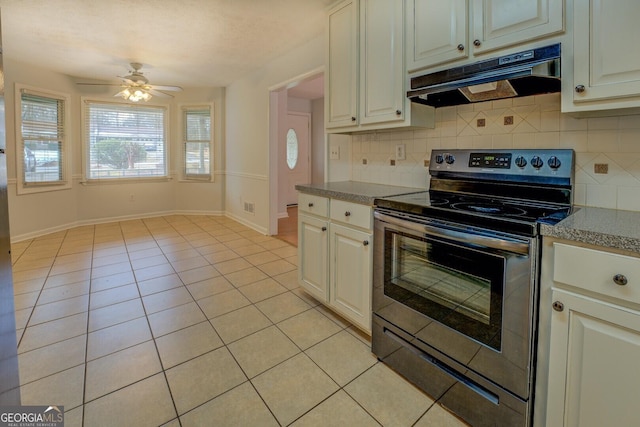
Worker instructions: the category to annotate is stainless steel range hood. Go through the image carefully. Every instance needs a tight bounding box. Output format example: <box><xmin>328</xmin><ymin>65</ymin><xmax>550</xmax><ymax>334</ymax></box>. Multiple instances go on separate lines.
<box><xmin>408</xmin><ymin>44</ymin><xmax>561</xmax><ymax>108</ymax></box>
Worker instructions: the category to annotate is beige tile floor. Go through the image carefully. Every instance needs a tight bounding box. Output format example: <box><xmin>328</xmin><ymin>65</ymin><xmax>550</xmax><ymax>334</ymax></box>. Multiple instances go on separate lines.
<box><xmin>11</xmin><ymin>214</ymin><xmax>468</xmax><ymax>427</ymax></box>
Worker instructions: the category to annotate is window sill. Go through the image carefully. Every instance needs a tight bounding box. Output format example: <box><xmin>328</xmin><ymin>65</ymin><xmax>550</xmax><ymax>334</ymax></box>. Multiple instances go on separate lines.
<box><xmin>80</xmin><ymin>176</ymin><xmax>173</xmax><ymax>185</ymax></box>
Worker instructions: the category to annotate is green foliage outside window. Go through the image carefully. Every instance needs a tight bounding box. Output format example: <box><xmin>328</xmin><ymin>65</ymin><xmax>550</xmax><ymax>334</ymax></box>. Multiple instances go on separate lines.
<box><xmin>94</xmin><ymin>139</ymin><xmax>148</xmax><ymax>170</ymax></box>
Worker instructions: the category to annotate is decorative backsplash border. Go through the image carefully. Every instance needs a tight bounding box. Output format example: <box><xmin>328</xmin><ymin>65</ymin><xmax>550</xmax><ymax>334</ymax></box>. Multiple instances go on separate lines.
<box><xmin>350</xmin><ymin>94</ymin><xmax>640</xmax><ymax>212</ymax></box>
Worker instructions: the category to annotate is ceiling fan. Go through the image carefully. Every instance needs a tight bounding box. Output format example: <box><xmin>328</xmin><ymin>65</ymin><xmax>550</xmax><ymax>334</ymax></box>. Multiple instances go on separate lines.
<box><xmin>77</xmin><ymin>62</ymin><xmax>183</xmax><ymax>102</ymax></box>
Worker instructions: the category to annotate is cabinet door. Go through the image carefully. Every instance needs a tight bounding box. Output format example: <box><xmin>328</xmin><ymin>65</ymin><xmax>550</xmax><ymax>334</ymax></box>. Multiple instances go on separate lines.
<box><xmin>329</xmin><ymin>223</ymin><xmax>373</xmax><ymax>332</ymax></box>
<box><xmin>298</xmin><ymin>214</ymin><xmax>329</xmax><ymax>302</ymax></box>
<box><xmin>359</xmin><ymin>0</ymin><xmax>404</xmax><ymax>124</ymax></box>
<box><xmin>546</xmin><ymin>289</ymin><xmax>640</xmax><ymax>427</ymax></box>
<box><xmin>326</xmin><ymin>0</ymin><xmax>359</xmax><ymax>129</ymax></box>
<box><xmin>572</xmin><ymin>0</ymin><xmax>640</xmax><ymax>103</ymax></box>
<box><xmin>471</xmin><ymin>0</ymin><xmax>563</xmax><ymax>55</ymax></box>
<box><xmin>406</xmin><ymin>0</ymin><xmax>468</xmax><ymax>72</ymax></box>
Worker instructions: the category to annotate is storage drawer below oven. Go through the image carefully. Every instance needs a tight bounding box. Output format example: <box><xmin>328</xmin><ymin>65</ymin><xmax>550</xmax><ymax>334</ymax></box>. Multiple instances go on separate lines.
<box><xmin>372</xmin><ymin>315</ymin><xmax>531</xmax><ymax>427</ymax></box>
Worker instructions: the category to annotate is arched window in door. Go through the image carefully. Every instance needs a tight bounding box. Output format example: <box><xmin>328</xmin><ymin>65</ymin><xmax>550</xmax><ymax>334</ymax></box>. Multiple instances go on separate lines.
<box><xmin>286</xmin><ymin>128</ymin><xmax>299</xmax><ymax>169</ymax></box>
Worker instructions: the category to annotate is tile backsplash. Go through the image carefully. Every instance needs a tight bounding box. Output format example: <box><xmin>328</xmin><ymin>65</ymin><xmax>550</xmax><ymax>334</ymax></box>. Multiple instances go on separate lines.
<box><xmin>350</xmin><ymin>93</ymin><xmax>640</xmax><ymax>212</ymax></box>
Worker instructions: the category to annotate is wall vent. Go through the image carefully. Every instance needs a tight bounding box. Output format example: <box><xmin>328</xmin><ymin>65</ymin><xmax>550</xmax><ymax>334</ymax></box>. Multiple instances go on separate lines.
<box><xmin>243</xmin><ymin>201</ymin><xmax>255</xmax><ymax>214</ymax></box>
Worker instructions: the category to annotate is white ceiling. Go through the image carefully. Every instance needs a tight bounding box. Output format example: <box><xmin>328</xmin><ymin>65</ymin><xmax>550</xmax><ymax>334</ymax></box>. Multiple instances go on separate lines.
<box><xmin>0</xmin><ymin>0</ymin><xmax>332</xmax><ymax>92</ymax></box>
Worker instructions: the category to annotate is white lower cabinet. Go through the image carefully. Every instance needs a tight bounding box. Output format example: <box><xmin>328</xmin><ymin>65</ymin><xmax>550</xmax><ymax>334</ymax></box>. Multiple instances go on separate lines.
<box><xmin>546</xmin><ymin>289</ymin><xmax>640</xmax><ymax>427</ymax></box>
<box><xmin>329</xmin><ymin>223</ymin><xmax>372</xmax><ymax>331</ymax></box>
<box><xmin>297</xmin><ymin>193</ymin><xmax>373</xmax><ymax>333</ymax></box>
<box><xmin>544</xmin><ymin>242</ymin><xmax>640</xmax><ymax>426</ymax></box>
<box><xmin>298</xmin><ymin>213</ymin><xmax>328</xmax><ymax>302</ymax></box>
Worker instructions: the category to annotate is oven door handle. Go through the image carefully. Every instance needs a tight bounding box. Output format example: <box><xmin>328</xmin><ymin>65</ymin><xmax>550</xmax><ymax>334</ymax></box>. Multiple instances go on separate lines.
<box><xmin>374</xmin><ymin>211</ymin><xmax>531</xmax><ymax>255</ymax></box>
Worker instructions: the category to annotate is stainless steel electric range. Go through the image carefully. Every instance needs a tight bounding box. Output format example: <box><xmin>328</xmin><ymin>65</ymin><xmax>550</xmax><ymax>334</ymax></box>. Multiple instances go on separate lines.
<box><xmin>372</xmin><ymin>149</ymin><xmax>574</xmax><ymax>427</ymax></box>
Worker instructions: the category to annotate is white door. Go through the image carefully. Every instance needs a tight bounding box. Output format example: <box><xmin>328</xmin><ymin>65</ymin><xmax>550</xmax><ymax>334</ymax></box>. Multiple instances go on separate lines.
<box><xmin>284</xmin><ymin>112</ymin><xmax>311</xmax><ymax>207</ymax></box>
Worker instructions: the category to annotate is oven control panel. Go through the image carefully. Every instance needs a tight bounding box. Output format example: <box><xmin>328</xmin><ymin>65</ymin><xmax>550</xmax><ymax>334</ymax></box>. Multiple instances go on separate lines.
<box><xmin>431</xmin><ymin>149</ymin><xmax>574</xmax><ymax>182</ymax></box>
<box><xmin>468</xmin><ymin>153</ymin><xmax>512</xmax><ymax>169</ymax></box>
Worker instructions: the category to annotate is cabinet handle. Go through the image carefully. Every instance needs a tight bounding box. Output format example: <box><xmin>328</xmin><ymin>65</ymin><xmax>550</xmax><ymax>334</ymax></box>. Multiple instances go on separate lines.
<box><xmin>308</xmin><ymin>202</ymin><xmax>314</xmax><ymax>208</ymax></box>
<box><xmin>613</xmin><ymin>274</ymin><xmax>628</xmax><ymax>286</ymax></box>
<box><xmin>457</xmin><ymin>43</ymin><xmax>464</xmax><ymax>51</ymax></box>
<box><xmin>351</xmin><ymin>116</ymin><xmax>356</xmax><ymax>122</ymax></box>
<box><xmin>344</xmin><ymin>211</ymin><xmax>351</xmax><ymax>217</ymax></box>
<box><xmin>321</xmin><ymin>226</ymin><xmax>327</xmax><ymax>232</ymax></box>
<box><xmin>575</xmin><ymin>85</ymin><xmax>586</xmax><ymax>93</ymax></box>
<box><xmin>473</xmin><ymin>39</ymin><xmax>481</xmax><ymax>47</ymax></box>
<box><xmin>395</xmin><ymin>109</ymin><xmax>401</xmax><ymax>115</ymax></box>
<box><xmin>552</xmin><ymin>301</ymin><xmax>564</xmax><ymax>312</ymax></box>
<box><xmin>363</xmin><ymin>240</ymin><xmax>369</xmax><ymax>246</ymax></box>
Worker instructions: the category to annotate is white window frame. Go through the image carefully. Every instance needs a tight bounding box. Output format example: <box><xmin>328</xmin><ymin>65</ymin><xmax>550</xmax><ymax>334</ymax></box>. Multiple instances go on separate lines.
<box><xmin>180</xmin><ymin>104</ymin><xmax>214</xmax><ymax>181</ymax></box>
<box><xmin>82</xmin><ymin>99</ymin><xmax>170</xmax><ymax>183</ymax></box>
<box><xmin>15</xmin><ymin>84</ymin><xmax>71</xmax><ymax>195</ymax></box>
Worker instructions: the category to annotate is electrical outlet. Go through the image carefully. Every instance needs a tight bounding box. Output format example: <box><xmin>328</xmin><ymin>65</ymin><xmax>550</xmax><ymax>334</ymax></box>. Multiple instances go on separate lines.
<box><xmin>424</xmin><ymin>160</ymin><xmax>430</xmax><ymax>167</ymax></box>
<box><xmin>390</xmin><ymin>159</ymin><xmax>396</xmax><ymax>166</ymax></box>
<box><xmin>395</xmin><ymin>144</ymin><xmax>406</xmax><ymax>160</ymax></box>
<box><xmin>329</xmin><ymin>146</ymin><xmax>340</xmax><ymax>160</ymax></box>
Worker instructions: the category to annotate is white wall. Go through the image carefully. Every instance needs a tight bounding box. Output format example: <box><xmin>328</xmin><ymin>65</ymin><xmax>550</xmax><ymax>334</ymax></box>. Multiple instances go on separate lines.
<box><xmin>4</xmin><ymin>58</ymin><xmax>225</xmax><ymax>240</ymax></box>
<box><xmin>225</xmin><ymin>34</ymin><xmax>324</xmax><ymax>233</ymax></box>
<box><xmin>311</xmin><ymin>98</ymin><xmax>325</xmax><ymax>184</ymax></box>
<box><xmin>349</xmin><ymin>93</ymin><xmax>640</xmax><ymax>211</ymax></box>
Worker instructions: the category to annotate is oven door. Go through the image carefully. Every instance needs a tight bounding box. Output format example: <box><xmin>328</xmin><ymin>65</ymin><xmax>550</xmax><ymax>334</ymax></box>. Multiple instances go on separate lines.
<box><xmin>373</xmin><ymin>209</ymin><xmax>538</xmax><ymax>399</ymax></box>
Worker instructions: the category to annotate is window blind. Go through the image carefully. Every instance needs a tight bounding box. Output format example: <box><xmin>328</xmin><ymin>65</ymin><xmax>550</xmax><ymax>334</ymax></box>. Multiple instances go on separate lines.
<box><xmin>85</xmin><ymin>101</ymin><xmax>167</xmax><ymax>180</ymax></box>
<box><xmin>20</xmin><ymin>91</ymin><xmax>65</xmax><ymax>184</ymax></box>
<box><xmin>183</xmin><ymin>107</ymin><xmax>211</xmax><ymax>179</ymax></box>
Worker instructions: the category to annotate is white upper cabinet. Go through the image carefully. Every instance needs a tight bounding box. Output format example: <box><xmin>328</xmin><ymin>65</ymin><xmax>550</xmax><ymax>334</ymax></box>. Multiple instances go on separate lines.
<box><xmin>407</xmin><ymin>0</ymin><xmax>564</xmax><ymax>73</ymax></box>
<box><xmin>326</xmin><ymin>0</ymin><xmax>359</xmax><ymax>128</ymax></box>
<box><xmin>326</xmin><ymin>0</ymin><xmax>434</xmax><ymax>133</ymax></box>
<box><xmin>563</xmin><ymin>0</ymin><xmax>640</xmax><ymax>114</ymax></box>
<box><xmin>406</xmin><ymin>0</ymin><xmax>468</xmax><ymax>74</ymax></box>
<box><xmin>472</xmin><ymin>0</ymin><xmax>564</xmax><ymax>55</ymax></box>
<box><xmin>359</xmin><ymin>0</ymin><xmax>405</xmax><ymax>125</ymax></box>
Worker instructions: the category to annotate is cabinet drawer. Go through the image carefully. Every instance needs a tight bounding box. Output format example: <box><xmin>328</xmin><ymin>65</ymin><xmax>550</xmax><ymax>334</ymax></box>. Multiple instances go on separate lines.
<box><xmin>554</xmin><ymin>243</ymin><xmax>640</xmax><ymax>305</ymax></box>
<box><xmin>330</xmin><ymin>199</ymin><xmax>372</xmax><ymax>230</ymax></box>
<box><xmin>298</xmin><ymin>193</ymin><xmax>329</xmax><ymax>217</ymax></box>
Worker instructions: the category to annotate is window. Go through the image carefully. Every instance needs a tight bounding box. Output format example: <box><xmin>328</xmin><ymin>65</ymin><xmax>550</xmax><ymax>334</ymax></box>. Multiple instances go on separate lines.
<box><xmin>84</xmin><ymin>101</ymin><xmax>168</xmax><ymax>180</ymax></box>
<box><xmin>16</xmin><ymin>86</ymin><xmax>70</xmax><ymax>193</ymax></box>
<box><xmin>182</xmin><ymin>105</ymin><xmax>212</xmax><ymax>180</ymax></box>
<box><xmin>286</xmin><ymin>128</ymin><xmax>299</xmax><ymax>169</ymax></box>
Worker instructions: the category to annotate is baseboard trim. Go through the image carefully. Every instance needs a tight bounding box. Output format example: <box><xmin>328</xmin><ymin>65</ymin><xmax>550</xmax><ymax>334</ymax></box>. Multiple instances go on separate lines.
<box><xmin>11</xmin><ymin>209</ymin><xmax>227</xmax><ymax>243</ymax></box>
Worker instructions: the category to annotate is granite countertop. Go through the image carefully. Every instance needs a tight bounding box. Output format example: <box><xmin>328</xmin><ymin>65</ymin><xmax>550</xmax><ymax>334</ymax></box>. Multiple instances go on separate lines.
<box><xmin>295</xmin><ymin>181</ymin><xmax>426</xmax><ymax>205</ymax></box>
<box><xmin>541</xmin><ymin>206</ymin><xmax>640</xmax><ymax>254</ymax></box>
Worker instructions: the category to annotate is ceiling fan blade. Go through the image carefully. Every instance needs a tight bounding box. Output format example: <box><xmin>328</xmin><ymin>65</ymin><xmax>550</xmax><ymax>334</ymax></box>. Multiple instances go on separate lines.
<box><xmin>148</xmin><ymin>84</ymin><xmax>183</xmax><ymax>92</ymax></box>
<box><xmin>146</xmin><ymin>88</ymin><xmax>173</xmax><ymax>98</ymax></box>
<box><xmin>77</xmin><ymin>82</ymin><xmax>122</xmax><ymax>86</ymax></box>
<box><xmin>120</xmin><ymin>77</ymin><xmax>137</xmax><ymax>85</ymax></box>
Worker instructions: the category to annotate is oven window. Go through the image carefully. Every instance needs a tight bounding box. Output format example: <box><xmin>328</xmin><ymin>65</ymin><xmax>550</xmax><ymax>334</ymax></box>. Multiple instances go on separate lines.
<box><xmin>384</xmin><ymin>230</ymin><xmax>504</xmax><ymax>351</ymax></box>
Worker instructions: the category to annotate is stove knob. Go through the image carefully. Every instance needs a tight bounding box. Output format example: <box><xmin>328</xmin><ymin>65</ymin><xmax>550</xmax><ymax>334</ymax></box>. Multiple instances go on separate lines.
<box><xmin>515</xmin><ymin>156</ymin><xmax>527</xmax><ymax>168</ymax></box>
<box><xmin>548</xmin><ymin>156</ymin><xmax>562</xmax><ymax>170</ymax></box>
<box><xmin>531</xmin><ymin>156</ymin><xmax>544</xmax><ymax>169</ymax></box>
<box><xmin>435</xmin><ymin>154</ymin><xmax>444</xmax><ymax>164</ymax></box>
<box><xmin>445</xmin><ymin>153</ymin><xmax>455</xmax><ymax>164</ymax></box>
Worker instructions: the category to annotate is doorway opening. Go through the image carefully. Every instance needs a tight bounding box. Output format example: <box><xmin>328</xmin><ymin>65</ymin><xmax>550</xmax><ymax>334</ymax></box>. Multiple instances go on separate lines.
<box><xmin>268</xmin><ymin>68</ymin><xmax>325</xmax><ymax>245</ymax></box>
